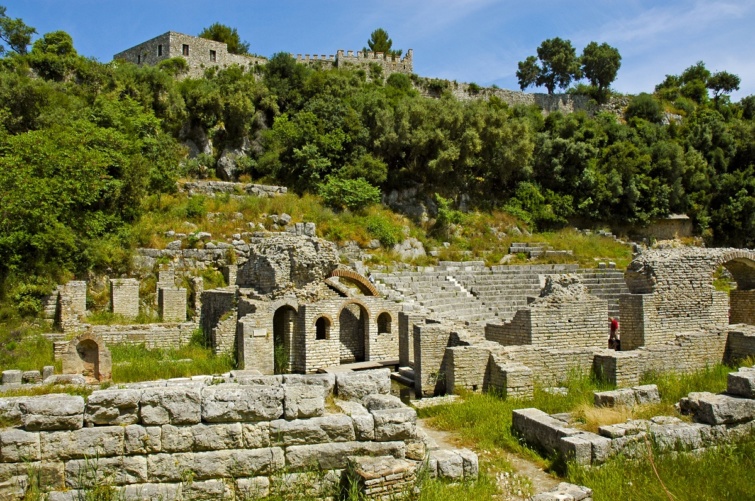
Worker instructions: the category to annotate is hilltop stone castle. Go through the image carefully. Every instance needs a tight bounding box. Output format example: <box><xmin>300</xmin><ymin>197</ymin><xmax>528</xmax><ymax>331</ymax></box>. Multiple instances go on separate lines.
<box><xmin>114</xmin><ymin>31</ymin><xmax>413</xmax><ymax>79</ymax></box>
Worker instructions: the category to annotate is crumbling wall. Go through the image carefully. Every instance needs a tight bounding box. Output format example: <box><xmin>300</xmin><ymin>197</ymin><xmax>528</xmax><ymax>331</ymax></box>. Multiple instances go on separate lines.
<box><xmin>731</xmin><ymin>290</ymin><xmax>755</xmax><ymax>324</ymax></box>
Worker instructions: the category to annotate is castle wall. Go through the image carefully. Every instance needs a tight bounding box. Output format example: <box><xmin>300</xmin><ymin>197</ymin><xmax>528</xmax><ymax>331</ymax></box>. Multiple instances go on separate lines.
<box><xmin>110</xmin><ymin>279</ymin><xmax>140</xmax><ymax>320</ymax></box>
<box><xmin>158</xmin><ymin>287</ymin><xmax>187</xmax><ymax>323</ymax></box>
<box><xmin>87</xmin><ymin>323</ymin><xmax>196</xmax><ymax>350</ymax></box>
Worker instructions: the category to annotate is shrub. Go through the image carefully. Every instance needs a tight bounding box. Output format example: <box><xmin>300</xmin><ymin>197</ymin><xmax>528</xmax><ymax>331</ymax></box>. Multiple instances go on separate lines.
<box><xmin>185</xmin><ymin>196</ymin><xmax>207</xmax><ymax>220</ymax></box>
<box><xmin>318</xmin><ymin>176</ymin><xmax>380</xmax><ymax>212</ymax></box>
<box><xmin>366</xmin><ymin>214</ymin><xmax>403</xmax><ymax>247</ymax></box>
<box><xmin>625</xmin><ymin>93</ymin><xmax>664</xmax><ymax>123</ymax></box>
<box><xmin>468</xmin><ymin>82</ymin><xmax>482</xmax><ymax>95</ymax></box>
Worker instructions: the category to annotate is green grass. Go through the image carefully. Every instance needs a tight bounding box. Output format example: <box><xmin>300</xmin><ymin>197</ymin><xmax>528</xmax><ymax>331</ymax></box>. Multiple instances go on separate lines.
<box><xmin>0</xmin><ymin>322</ymin><xmax>55</xmax><ymax>372</ymax></box>
<box><xmin>568</xmin><ymin>432</ymin><xmax>755</xmax><ymax>501</ymax></box>
<box><xmin>110</xmin><ymin>343</ymin><xmax>234</xmax><ymax>382</ymax></box>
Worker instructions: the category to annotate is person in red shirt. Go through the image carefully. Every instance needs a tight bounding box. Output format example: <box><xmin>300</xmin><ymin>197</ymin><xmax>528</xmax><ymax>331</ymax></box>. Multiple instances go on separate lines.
<box><xmin>609</xmin><ymin>317</ymin><xmax>620</xmax><ymax>350</ymax></box>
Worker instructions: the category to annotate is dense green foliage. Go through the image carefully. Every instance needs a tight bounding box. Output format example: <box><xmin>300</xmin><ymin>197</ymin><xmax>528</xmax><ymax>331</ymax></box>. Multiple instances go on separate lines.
<box><xmin>0</xmin><ymin>10</ymin><xmax>754</xmax><ymax>317</ymax></box>
<box><xmin>363</xmin><ymin>28</ymin><xmax>402</xmax><ymax>57</ymax></box>
<box><xmin>197</xmin><ymin>22</ymin><xmax>250</xmax><ymax>56</ymax></box>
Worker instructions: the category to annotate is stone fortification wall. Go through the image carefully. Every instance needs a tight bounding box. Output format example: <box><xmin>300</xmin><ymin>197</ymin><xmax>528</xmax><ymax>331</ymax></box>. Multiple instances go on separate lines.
<box><xmin>413</xmin><ymin>324</ymin><xmax>469</xmax><ymax>397</ymax></box>
<box><xmin>158</xmin><ymin>287</ymin><xmax>187</xmax><ymax>322</ymax></box>
<box><xmin>293</xmin><ymin>49</ymin><xmax>414</xmax><ymax>77</ymax></box>
<box><xmin>0</xmin><ymin>370</ymin><xmax>476</xmax><ymax>500</ymax></box>
<box><xmin>113</xmin><ymin>31</ymin><xmax>267</xmax><ymax>79</ymax></box>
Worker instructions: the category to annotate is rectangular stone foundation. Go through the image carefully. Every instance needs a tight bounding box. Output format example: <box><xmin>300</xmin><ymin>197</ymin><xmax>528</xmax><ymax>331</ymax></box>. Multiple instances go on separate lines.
<box><xmin>593</xmin><ymin>352</ymin><xmax>641</xmax><ymax>387</ymax></box>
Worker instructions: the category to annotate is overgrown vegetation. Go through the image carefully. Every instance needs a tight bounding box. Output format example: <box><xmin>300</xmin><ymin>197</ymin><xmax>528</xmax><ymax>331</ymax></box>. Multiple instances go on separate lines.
<box><xmin>110</xmin><ymin>342</ymin><xmax>234</xmax><ymax>382</ymax></box>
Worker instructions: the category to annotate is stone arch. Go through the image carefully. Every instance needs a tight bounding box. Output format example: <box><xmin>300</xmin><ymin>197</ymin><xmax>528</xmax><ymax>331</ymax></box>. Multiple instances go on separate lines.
<box><xmin>61</xmin><ymin>333</ymin><xmax>112</xmax><ymax>382</ymax></box>
<box><xmin>273</xmin><ymin>303</ymin><xmax>298</xmax><ymax>374</ymax></box>
<box><xmin>717</xmin><ymin>251</ymin><xmax>755</xmax><ymax>291</ymax></box>
<box><xmin>717</xmin><ymin>251</ymin><xmax>755</xmax><ymax>325</ymax></box>
<box><xmin>338</xmin><ymin>300</ymin><xmax>371</xmax><ymax>363</ymax></box>
<box><xmin>377</xmin><ymin>311</ymin><xmax>393</xmax><ymax>334</ymax></box>
<box><xmin>329</xmin><ymin>269</ymin><xmax>379</xmax><ymax>296</ymax></box>
<box><xmin>314</xmin><ymin>315</ymin><xmax>333</xmax><ymax>340</ymax></box>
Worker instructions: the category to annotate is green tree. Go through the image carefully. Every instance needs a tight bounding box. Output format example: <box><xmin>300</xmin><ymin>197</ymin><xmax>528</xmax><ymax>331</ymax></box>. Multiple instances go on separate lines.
<box><xmin>580</xmin><ymin>42</ymin><xmax>621</xmax><ymax>95</ymax></box>
<box><xmin>517</xmin><ymin>38</ymin><xmax>582</xmax><ymax>94</ymax></box>
<box><xmin>0</xmin><ymin>5</ymin><xmax>36</xmax><ymax>55</ymax></box>
<box><xmin>30</xmin><ymin>30</ymin><xmax>75</xmax><ymax>56</ymax></box>
<box><xmin>707</xmin><ymin>71</ymin><xmax>740</xmax><ymax>101</ymax></box>
<box><xmin>198</xmin><ymin>22</ymin><xmax>250</xmax><ymax>55</ymax></box>
<box><xmin>363</xmin><ymin>28</ymin><xmax>402</xmax><ymax>57</ymax></box>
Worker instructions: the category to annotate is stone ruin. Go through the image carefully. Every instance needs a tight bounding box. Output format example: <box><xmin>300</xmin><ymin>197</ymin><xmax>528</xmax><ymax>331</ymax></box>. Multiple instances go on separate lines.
<box><xmin>60</xmin><ymin>333</ymin><xmax>112</xmax><ymax>383</ymax></box>
<box><xmin>0</xmin><ymin>369</ymin><xmax>477</xmax><ymax>500</ymax></box>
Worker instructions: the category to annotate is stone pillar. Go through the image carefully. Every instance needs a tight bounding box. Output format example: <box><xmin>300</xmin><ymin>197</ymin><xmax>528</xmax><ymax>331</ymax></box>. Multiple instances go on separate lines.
<box><xmin>57</xmin><ymin>281</ymin><xmax>87</xmax><ymax>330</ymax></box>
<box><xmin>238</xmin><ymin>320</ymin><xmax>274</xmax><ymax>374</ymax></box>
<box><xmin>159</xmin><ymin>287</ymin><xmax>187</xmax><ymax>322</ymax></box>
<box><xmin>488</xmin><ymin>359</ymin><xmax>534</xmax><ymax>399</ymax></box>
<box><xmin>445</xmin><ymin>345</ymin><xmax>491</xmax><ymax>394</ymax></box>
<box><xmin>618</xmin><ymin>293</ymin><xmax>654</xmax><ymax>350</ymax></box>
<box><xmin>157</xmin><ymin>269</ymin><xmax>175</xmax><ymax>289</ymax></box>
<box><xmin>110</xmin><ymin>278</ymin><xmax>140</xmax><ymax>319</ymax></box>
<box><xmin>413</xmin><ymin>324</ymin><xmax>453</xmax><ymax>397</ymax></box>
<box><xmin>223</xmin><ymin>265</ymin><xmax>238</xmax><ymax>286</ymax></box>
<box><xmin>398</xmin><ymin>312</ymin><xmax>424</xmax><ymax>368</ymax></box>
<box><xmin>191</xmin><ymin>277</ymin><xmax>204</xmax><ymax>319</ymax></box>
<box><xmin>593</xmin><ymin>351</ymin><xmax>641</xmax><ymax>387</ymax></box>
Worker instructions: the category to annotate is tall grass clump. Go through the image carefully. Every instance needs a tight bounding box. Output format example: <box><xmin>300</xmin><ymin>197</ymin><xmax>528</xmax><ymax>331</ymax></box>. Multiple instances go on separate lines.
<box><xmin>110</xmin><ymin>342</ymin><xmax>233</xmax><ymax>383</ymax></box>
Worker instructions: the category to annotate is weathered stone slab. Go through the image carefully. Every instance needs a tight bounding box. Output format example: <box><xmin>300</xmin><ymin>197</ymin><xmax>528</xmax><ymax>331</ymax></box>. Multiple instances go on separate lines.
<box><xmin>22</xmin><ymin>371</ymin><xmax>42</xmax><ymax>384</ymax></box>
<box><xmin>183</xmin><ymin>479</ymin><xmax>233</xmax><ymax>500</ymax></box>
<box><xmin>428</xmin><ymin>449</ymin><xmax>463</xmax><ymax>480</ymax></box>
<box><xmin>336</xmin><ymin>400</ymin><xmax>375</xmax><ymax>441</ymax></box>
<box><xmin>201</xmin><ymin>384</ymin><xmax>283</xmax><ymax>422</ymax></box>
<box><xmin>512</xmin><ymin>408</ymin><xmax>582</xmax><ymax>454</ymax></box>
<box><xmin>40</xmin><ymin>426</ymin><xmax>124</xmax><ymax>460</ymax></box>
<box><xmin>335</xmin><ymin>369</ymin><xmax>391</xmax><ymax>401</ymax></box>
<box><xmin>531</xmin><ymin>482</ymin><xmax>593</xmax><ymax>501</ymax></box>
<box><xmin>0</xmin><ymin>398</ymin><xmax>24</xmax><ymax>427</ymax></box>
<box><xmin>282</xmin><ymin>373</ymin><xmax>335</xmax><ymax>396</ymax></box>
<box><xmin>236</xmin><ymin>477</ymin><xmax>270</xmax><ymax>500</ymax></box>
<box><xmin>285</xmin><ymin>441</ymin><xmax>405</xmax><ymax>470</ymax></box>
<box><xmin>594</xmin><ymin>388</ymin><xmax>635</xmax><ymax>408</ymax></box>
<box><xmin>123</xmin><ymin>425</ymin><xmax>161</xmax><ymax>455</ymax></box>
<box><xmin>140</xmin><ymin>387</ymin><xmax>201</xmax><ymax>425</ymax></box>
<box><xmin>371</xmin><ymin>408</ymin><xmax>417</xmax><ymax>442</ymax></box>
<box><xmin>120</xmin><ymin>482</ymin><xmax>181</xmax><ymax>501</ymax></box>
<box><xmin>2</xmin><ymin>370</ymin><xmax>22</xmax><ymax>386</ymax></box>
<box><xmin>270</xmin><ymin>415</ymin><xmax>355</xmax><ymax>446</ymax></box>
<box><xmin>85</xmin><ymin>389</ymin><xmax>141</xmax><ymax>426</ymax></box>
<box><xmin>692</xmin><ymin>393</ymin><xmax>755</xmax><ymax>425</ymax></box>
<box><xmin>728</xmin><ymin>370</ymin><xmax>755</xmax><ymax>398</ymax></box>
<box><xmin>0</xmin><ymin>429</ymin><xmax>40</xmax><ymax>462</ymax></box>
<box><xmin>192</xmin><ymin>423</ymin><xmax>244</xmax><ymax>451</ymax></box>
<box><xmin>242</xmin><ymin>422</ymin><xmax>271</xmax><ymax>449</ymax></box>
<box><xmin>21</xmin><ymin>395</ymin><xmax>85</xmax><ymax>431</ymax></box>
<box><xmin>362</xmin><ymin>394</ymin><xmax>404</xmax><ymax>411</ymax></box>
<box><xmin>147</xmin><ymin>449</ymin><xmax>284</xmax><ymax>482</ymax></box>
<box><xmin>632</xmin><ymin>384</ymin><xmax>661</xmax><ymax>404</ymax></box>
<box><xmin>283</xmin><ymin>384</ymin><xmax>324</xmax><ymax>420</ymax></box>
<box><xmin>160</xmin><ymin>424</ymin><xmax>194</xmax><ymax>453</ymax></box>
<box><xmin>65</xmin><ymin>455</ymin><xmax>147</xmax><ymax>487</ymax></box>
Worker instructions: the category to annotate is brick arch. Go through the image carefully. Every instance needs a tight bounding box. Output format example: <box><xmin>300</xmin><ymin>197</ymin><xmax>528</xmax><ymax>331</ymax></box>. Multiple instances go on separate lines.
<box><xmin>376</xmin><ymin>310</ymin><xmax>393</xmax><ymax>334</ymax></box>
<box><xmin>717</xmin><ymin>251</ymin><xmax>755</xmax><ymax>291</ymax></box>
<box><xmin>62</xmin><ymin>332</ymin><xmax>112</xmax><ymax>382</ymax></box>
<box><xmin>311</xmin><ymin>313</ymin><xmax>334</xmax><ymax>328</ymax></box>
<box><xmin>329</xmin><ymin>269</ymin><xmax>379</xmax><ymax>296</ymax></box>
<box><xmin>337</xmin><ymin>298</ymin><xmax>373</xmax><ymax>318</ymax></box>
<box><xmin>270</xmin><ymin>299</ymin><xmax>299</xmax><ymax>312</ymax></box>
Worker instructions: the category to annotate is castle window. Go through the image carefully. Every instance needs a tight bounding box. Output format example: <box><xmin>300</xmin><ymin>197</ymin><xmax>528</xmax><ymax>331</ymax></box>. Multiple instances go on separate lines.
<box><xmin>209</xmin><ymin>50</ymin><xmax>216</xmax><ymax>62</ymax></box>
<box><xmin>182</xmin><ymin>44</ymin><xmax>190</xmax><ymax>56</ymax></box>
<box><xmin>137</xmin><ymin>54</ymin><xmax>141</xmax><ymax>64</ymax></box>
<box><xmin>157</xmin><ymin>44</ymin><xmax>163</xmax><ymax>56</ymax></box>
<box><xmin>315</xmin><ymin>316</ymin><xmax>330</xmax><ymax>340</ymax></box>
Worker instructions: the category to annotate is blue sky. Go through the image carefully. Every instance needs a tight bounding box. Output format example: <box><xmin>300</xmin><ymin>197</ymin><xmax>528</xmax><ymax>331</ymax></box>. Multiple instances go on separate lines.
<box><xmin>6</xmin><ymin>0</ymin><xmax>755</xmax><ymax>99</ymax></box>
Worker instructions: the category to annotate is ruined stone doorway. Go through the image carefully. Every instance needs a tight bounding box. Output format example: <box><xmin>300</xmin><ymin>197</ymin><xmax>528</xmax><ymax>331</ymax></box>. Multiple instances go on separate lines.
<box><xmin>273</xmin><ymin>305</ymin><xmax>297</xmax><ymax>374</ymax></box>
<box><xmin>76</xmin><ymin>339</ymin><xmax>100</xmax><ymax>379</ymax></box>
<box><xmin>339</xmin><ymin>303</ymin><xmax>368</xmax><ymax>364</ymax></box>
<box><xmin>719</xmin><ymin>257</ymin><xmax>755</xmax><ymax>325</ymax></box>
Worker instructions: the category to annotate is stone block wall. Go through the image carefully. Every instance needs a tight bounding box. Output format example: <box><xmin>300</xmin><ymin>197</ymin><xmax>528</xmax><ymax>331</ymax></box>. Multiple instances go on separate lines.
<box><xmin>726</xmin><ymin>327</ymin><xmax>755</xmax><ymax>363</ymax></box>
<box><xmin>56</xmin><ymin>281</ymin><xmax>87</xmax><ymax>331</ymax></box>
<box><xmin>444</xmin><ymin>345</ymin><xmax>492</xmax><ymax>393</ymax></box>
<box><xmin>494</xmin><ymin>346</ymin><xmax>597</xmax><ymax>385</ymax></box>
<box><xmin>398</xmin><ymin>312</ymin><xmax>425</xmax><ymax>367</ymax></box>
<box><xmin>639</xmin><ymin>330</ymin><xmax>728</xmax><ymax>375</ymax></box>
<box><xmin>200</xmin><ymin>288</ymin><xmax>236</xmax><ymax>355</ymax></box>
<box><xmin>593</xmin><ymin>352</ymin><xmax>642</xmax><ymax>387</ymax></box>
<box><xmin>158</xmin><ymin>288</ymin><xmax>187</xmax><ymax>323</ymax></box>
<box><xmin>413</xmin><ymin>325</ymin><xmax>467</xmax><ymax>397</ymax></box>
<box><xmin>0</xmin><ymin>372</ymin><xmax>439</xmax><ymax>501</ymax></box>
<box><xmin>488</xmin><ymin>359</ymin><xmax>534</xmax><ymax>399</ymax></box>
<box><xmin>731</xmin><ymin>290</ymin><xmax>755</xmax><ymax>324</ymax></box>
<box><xmin>110</xmin><ymin>279</ymin><xmax>140</xmax><ymax>319</ymax></box>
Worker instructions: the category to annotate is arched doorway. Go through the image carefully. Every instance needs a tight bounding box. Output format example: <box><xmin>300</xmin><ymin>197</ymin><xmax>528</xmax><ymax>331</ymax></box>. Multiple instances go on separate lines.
<box><xmin>76</xmin><ymin>339</ymin><xmax>100</xmax><ymax>380</ymax></box>
<box><xmin>377</xmin><ymin>312</ymin><xmax>392</xmax><ymax>334</ymax></box>
<box><xmin>719</xmin><ymin>256</ymin><xmax>755</xmax><ymax>325</ymax></box>
<box><xmin>339</xmin><ymin>303</ymin><xmax>369</xmax><ymax>363</ymax></box>
<box><xmin>273</xmin><ymin>305</ymin><xmax>297</xmax><ymax>374</ymax></box>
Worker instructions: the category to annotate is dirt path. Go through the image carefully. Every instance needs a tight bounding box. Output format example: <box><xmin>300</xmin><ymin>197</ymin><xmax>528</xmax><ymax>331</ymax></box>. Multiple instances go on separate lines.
<box><xmin>417</xmin><ymin>418</ymin><xmax>560</xmax><ymax>500</ymax></box>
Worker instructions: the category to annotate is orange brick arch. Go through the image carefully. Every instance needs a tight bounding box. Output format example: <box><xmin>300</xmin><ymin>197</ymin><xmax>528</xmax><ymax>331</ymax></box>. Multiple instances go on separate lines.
<box><xmin>329</xmin><ymin>269</ymin><xmax>380</xmax><ymax>296</ymax></box>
